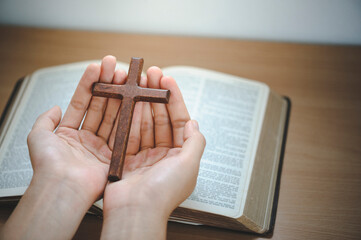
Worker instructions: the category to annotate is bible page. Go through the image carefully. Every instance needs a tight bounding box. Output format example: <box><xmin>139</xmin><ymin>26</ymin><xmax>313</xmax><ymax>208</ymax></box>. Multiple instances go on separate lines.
<box><xmin>162</xmin><ymin>66</ymin><xmax>269</xmax><ymax>218</ymax></box>
<box><xmin>0</xmin><ymin>61</ymin><xmax>129</xmax><ymax>198</ymax></box>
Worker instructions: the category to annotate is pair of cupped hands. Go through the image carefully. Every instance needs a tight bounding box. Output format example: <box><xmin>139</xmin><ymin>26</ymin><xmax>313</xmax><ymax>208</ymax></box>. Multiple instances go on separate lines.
<box><xmin>2</xmin><ymin>55</ymin><xmax>205</xmax><ymax>240</ymax></box>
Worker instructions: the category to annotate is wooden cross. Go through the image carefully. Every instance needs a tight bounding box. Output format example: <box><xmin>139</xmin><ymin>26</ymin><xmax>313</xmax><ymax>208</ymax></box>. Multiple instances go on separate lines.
<box><xmin>92</xmin><ymin>57</ymin><xmax>170</xmax><ymax>182</ymax></box>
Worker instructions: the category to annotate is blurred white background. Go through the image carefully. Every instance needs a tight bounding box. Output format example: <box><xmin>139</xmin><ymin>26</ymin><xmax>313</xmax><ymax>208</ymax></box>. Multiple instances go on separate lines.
<box><xmin>0</xmin><ymin>0</ymin><xmax>360</xmax><ymax>45</ymax></box>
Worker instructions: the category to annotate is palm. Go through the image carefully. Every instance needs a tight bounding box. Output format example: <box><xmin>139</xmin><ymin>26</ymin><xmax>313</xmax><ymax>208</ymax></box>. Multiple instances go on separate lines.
<box><xmin>30</xmin><ymin>56</ymin><xmax>203</xmax><ymax>217</ymax></box>
<box><xmin>29</xmin><ymin>124</ymin><xmax>110</xmax><ymax>198</ymax></box>
<box><xmin>123</xmin><ymin>147</ymin><xmax>172</xmax><ymax>176</ymax></box>
<box><xmin>57</xmin><ymin>127</ymin><xmax>109</xmax><ymax>167</ymax></box>
<box><xmin>18</xmin><ymin>56</ymin><xmax>205</xmax><ymax>240</ymax></box>
<box><xmin>57</xmin><ymin>127</ymin><xmax>112</xmax><ymax>166</ymax></box>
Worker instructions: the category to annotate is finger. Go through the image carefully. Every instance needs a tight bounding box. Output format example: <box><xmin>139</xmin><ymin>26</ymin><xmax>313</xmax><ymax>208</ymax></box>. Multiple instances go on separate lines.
<box><xmin>126</xmin><ymin>75</ymin><xmax>147</xmax><ymax>155</ymax></box>
<box><xmin>126</xmin><ymin>102</ymin><xmax>143</xmax><ymax>155</ymax></box>
<box><xmin>28</xmin><ymin>106</ymin><xmax>62</xmax><ymax>162</ymax></box>
<box><xmin>32</xmin><ymin>106</ymin><xmax>62</xmax><ymax>132</ymax></box>
<box><xmin>181</xmin><ymin>120</ymin><xmax>206</xmax><ymax>165</ymax></box>
<box><xmin>27</xmin><ymin>106</ymin><xmax>63</xmax><ymax>171</ymax></box>
<box><xmin>108</xmin><ymin>102</ymin><xmax>143</xmax><ymax>152</ymax></box>
<box><xmin>59</xmin><ymin>63</ymin><xmax>100</xmax><ymax>129</ymax></box>
<box><xmin>147</xmin><ymin>67</ymin><xmax>173</xmax><ymax>148</ymax></box>
<box><xmin>140</xmin><ymin>102</ymin><xmax>154</xmax><ymax>150</ymax></box>
<box><xmin>82</xmin><ymin>55</ymin><xmax>116</xmax><ymax>133</ymax></box>
<box><xmin>161</xmin><ymin>76</ymin><xmax>190</xmax><ymax>147</ymax></box>
<box><xmin>97</xmin><ymin>69</ymin><xmax>127</xmax><ymax>142</ymax></box>
<box><xmin>139</xmin><ymin>75</ymin><xmax>155</xmax><ymax>150</ymax></box>
<box><xmin>108</xmin><ymin>110</ymin><xmax>120</xmax><ymax>151</ymax></box>
<box><xmin>108</xmin><ymin>76</ymin><xmax>146</xmax><ymax>154</ymax></box>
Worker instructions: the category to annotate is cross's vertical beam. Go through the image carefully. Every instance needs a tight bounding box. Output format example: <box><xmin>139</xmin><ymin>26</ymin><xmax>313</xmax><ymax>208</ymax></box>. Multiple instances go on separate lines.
<box><xmin>107</xmin><ymin>58</ymin><xmax>143</xmax><ymax>181</ymax></box>
<box><xmin>127</xmin><ymin>57</ymin><xmax>143</xmax><ymax>86</ymax></box>
<box><xmin>108</xmin><ymin>97</ymin><xmax>135</xmax><ymax>182</ymax></box>
<box><xmin>92</xmin><ymin>57</ymin><xmax>170</xmax><ymax>182</ymax></box>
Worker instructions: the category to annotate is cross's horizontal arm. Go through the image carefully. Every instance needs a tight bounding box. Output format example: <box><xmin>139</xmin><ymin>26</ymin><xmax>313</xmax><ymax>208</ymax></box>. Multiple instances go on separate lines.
<box><xmin>134</xmin><ymin>87</ymin><xmax>170</xmax><ymax>103</ymax></box>
<box><xmin>92</xmin><ymin>83</ymin><xmax>170</xmax><ymax>103</ymax></box>
<box><xmin>92</xmin><ymin>83</ymin><xmax>125</xmax><ymax>99</ymax></box>
<box><xmin>91</xmin><ymin>57</ymin><xmax>170</xmax><ymax>181</ymax></box>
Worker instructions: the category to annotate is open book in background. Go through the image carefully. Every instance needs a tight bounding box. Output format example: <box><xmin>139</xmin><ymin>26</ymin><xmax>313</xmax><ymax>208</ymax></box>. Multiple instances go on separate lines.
<box><xmin>0</xmin><ymin>61</ymin><xmax>290</xmax><ymax>234</ymax></box>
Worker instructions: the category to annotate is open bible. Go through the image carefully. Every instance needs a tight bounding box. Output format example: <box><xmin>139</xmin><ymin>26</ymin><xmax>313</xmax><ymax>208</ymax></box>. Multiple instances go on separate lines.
<box><xmin>0</xmin><ymin>61</ymin><xmax>290</xmax><ymax>234</ymax></box>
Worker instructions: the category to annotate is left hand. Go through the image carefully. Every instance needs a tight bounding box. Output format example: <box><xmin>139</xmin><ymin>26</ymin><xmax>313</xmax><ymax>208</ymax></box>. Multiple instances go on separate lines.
<box><xmin>1</xmin><ymin>55</ymin><xmax>126</xmax><ymax>240</ymax></box>
<box><xmin>28</xmin><ymin>55</ymin><xmax>125</xmax><ymax>201</ymax></box>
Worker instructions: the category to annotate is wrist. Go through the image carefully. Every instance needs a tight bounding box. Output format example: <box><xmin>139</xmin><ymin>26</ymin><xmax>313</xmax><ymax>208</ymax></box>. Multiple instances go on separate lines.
<box><xmin>2</xmin><ymin>172</ymin><xmax>93</xmax><ymax>240</ymax></box>
<box><xmin>102</xmin><ymin>180</ymin><xmax>172</xmax><ymax>219</ymax></box>
<box><xmin>101</xmin><ymin>181</ymin><xmax>171</xmax><ymax>240</ymax></box>
<box><xmin>30</xmin><ymin>171</ymin><xmax>95</xmax><ymax>207</ymax></box>
<box><xmin>101</xmin><ymin>203</ymin><xmax>168</xmax><ymax>240</ymax></box>
<box><xmin>32</xmin><ymin>166</ymin><xmax>104</xmax><ymax>205</ymax></box>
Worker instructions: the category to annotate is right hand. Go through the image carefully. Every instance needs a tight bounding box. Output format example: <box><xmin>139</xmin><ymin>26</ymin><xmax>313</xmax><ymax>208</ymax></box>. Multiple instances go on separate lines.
<box><xmin>101</xmin><ymin>66</ymin><xmax>206</xmax><ymax>240</ymax></box>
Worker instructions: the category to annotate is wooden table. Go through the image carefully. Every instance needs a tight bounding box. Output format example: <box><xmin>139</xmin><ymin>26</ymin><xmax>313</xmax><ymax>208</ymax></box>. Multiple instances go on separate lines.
<box><xmin>0</xmin><ymin>26</ymin><xmax>360</xmax><ymax>240</ymax></box>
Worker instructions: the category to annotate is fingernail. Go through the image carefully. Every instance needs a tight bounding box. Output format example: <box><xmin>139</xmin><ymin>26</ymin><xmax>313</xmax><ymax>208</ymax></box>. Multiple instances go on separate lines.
<box><xmin>191</xmin><ymin>120</ymin><xmax>199</xmax><ymax>130</ymax></box>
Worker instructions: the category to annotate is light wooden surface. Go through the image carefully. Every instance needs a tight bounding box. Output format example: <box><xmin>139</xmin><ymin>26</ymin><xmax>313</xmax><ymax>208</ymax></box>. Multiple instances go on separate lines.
<box><xmin>0</xmin><ymin>26</ymin><xmax>360</xmax><ymax>240</ymax></box>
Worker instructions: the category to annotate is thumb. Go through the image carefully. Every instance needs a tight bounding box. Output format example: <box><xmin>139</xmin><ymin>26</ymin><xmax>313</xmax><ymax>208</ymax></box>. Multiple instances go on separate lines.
<box><xmin>31</xmin><ymin>106</ymin><xmax>62</xmax><ymax>132</ymax></box>
<box><xmin>181</xmin><ymin>120</ymin><xmax>206</xmax><ymax>163</ymax></box>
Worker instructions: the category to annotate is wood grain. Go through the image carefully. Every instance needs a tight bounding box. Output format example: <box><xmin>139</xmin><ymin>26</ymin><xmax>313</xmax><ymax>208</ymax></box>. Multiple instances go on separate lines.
<box><xmin>0</xmin><ymin>26</ymin><xmax>360</xmax><ymax>240</ymax></box>
<box><xmin>92</xmin><ymin>57</ymin><xmax>170</xmax><ymax>181</ymax></box>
